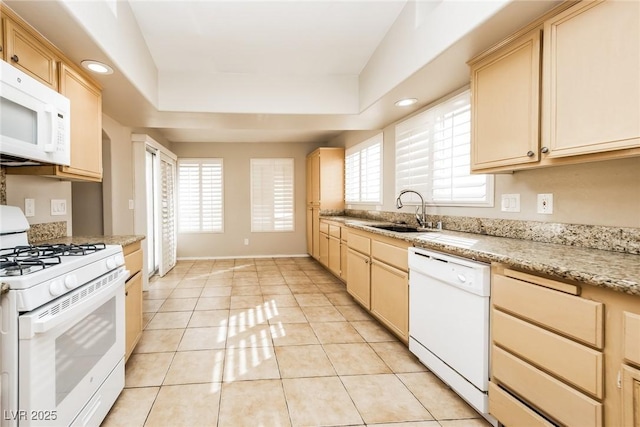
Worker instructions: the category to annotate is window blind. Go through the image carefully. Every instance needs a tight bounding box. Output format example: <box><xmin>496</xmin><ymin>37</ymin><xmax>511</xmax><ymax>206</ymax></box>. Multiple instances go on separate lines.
<box><xmin>251</xmin><ymin>158</ymin><xmax>294</xmax><ymax>232</ymax></box>
<box><xmin>345</xmin><ymin>133</ymin><xmax>383</xmax><ymax>204</ymax></box>
<box><xmin>160</xmin><ymin>155</ymin><xmax>177</xmax><ymax>276</ymax></box>
<box><xmin>395</xmin><ymin>90</ymin><xmax>493</xmax><ymax>206</ymax></box>
<box><xmin>177</xmin><ymin>158</ymin><xmax>224</xmax><ymax>232</ymax></box>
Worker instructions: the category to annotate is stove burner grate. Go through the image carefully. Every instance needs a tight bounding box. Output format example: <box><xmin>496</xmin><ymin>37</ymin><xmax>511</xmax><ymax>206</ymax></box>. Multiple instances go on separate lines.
<box><xmin>0</xmin><ymin>243</ymin><xmax>106</xmax><ymax>276</ymax></box>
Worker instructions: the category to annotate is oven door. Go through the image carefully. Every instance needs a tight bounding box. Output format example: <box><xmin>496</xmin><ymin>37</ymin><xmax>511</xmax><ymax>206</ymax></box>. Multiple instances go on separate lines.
<box><xmin>17</xmin><ymin>269</ymin><xmax>125</xmax><ymax>426</ymax></box>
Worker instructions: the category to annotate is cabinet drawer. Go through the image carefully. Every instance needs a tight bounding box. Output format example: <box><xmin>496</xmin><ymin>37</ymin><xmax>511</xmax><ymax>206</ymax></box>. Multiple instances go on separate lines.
<box><xmin>493</xmin><ymin>309</ymin><xmax>603</xmax><ymax>398</ymax></box>
<box><xmin>125</xmin><ymin>248</ymin><xmax>143</xmax><ymax>279</ymax></box>
<box><xmin>488</xmin><ymin>382</ymin><xmax>554</xmax><ymax>427</ymax></box>
<box><xmin>319</xmin><ymin>221</ymin><xmax>329</xmax><ymax>234</ymax></box>
<box><xmin>492</xmin><ymin>346</ymin><xmax>603</xmax><ymax>427</ymax></box>
<box><xmin>329</xmin><ymin>224</ymin><xmax>341</xmax><ymax>239</ymax></box>
<box><xmin>371</xmin><ymin>240</ymin><xmax>408</xmax><ymax>271</ymax></box>
<box><xmin>624</xmin><ymin>311</ymin><xmax>640</xmax><ymax>366</ymax></box>
<box><xmin>492</xmin><ymin>274</ymin><xmax>603</xmax><ymax>348</ymax></box>
<box><xmin>348</xmin><ymin>232</ymin><xmax>371</xmax><ymax>256</ymax></box>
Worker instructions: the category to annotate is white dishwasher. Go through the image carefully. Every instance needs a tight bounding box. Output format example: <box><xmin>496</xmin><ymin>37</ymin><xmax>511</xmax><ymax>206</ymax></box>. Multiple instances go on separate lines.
<box><xmin>408</xmin><ymin>247</ymin><xmax>495</xmax><ymax>425</ymax></box>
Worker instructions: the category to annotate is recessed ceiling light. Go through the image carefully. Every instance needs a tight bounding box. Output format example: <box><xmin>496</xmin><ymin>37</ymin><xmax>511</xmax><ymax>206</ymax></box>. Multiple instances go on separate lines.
<box><xmin>81</xmin><ymin>60</ymin><xmax>114</xmax><ymax>75</ymax></box>
<box><xmin>395</xmin><ymin>98</ymin><xmax>418</xmax><ymax>107</ymax></box>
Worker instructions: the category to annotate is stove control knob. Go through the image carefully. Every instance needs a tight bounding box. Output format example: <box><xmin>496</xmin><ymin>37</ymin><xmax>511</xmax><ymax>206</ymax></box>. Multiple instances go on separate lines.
<box><xmin>106</xmin><ymin>257</ymin><xmax>117</xmax><ymax>270</ymax></box>
<box><xmin>65</xmin><ymin>275</ymin><xmax>78</xmax><ymax>289</ymax></box>
<box><xmin>49</xmin><ymin>280</ymin><xmax>65</xmax><ymax>296</ymax></box>
<box><xmin>115</xmin><ymin>254</ymin><xmax>125</xmax><ymax>266</ymax></box>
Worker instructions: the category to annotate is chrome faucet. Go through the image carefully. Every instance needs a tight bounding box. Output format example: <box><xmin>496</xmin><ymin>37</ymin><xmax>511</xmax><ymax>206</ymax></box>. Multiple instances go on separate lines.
<box><xmin>396</xmin><ymin>189</ymin><xmax>427</xmax><ymax>228</ymax></box>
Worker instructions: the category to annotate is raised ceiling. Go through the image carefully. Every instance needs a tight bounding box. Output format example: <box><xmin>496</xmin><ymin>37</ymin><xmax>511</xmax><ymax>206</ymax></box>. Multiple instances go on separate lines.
<box><xmin>5</xmin><ymin>0</ymin><xmax>562</xmax><ymax>145</ymax></box>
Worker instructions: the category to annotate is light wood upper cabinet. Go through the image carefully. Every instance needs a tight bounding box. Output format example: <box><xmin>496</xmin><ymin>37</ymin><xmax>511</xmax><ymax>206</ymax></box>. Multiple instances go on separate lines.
<box><xmin>59</xmin><ymin>63</ymin><xmax>103</xmax><ymax>180</ymax></box>
<box><xmin>470</xmin><ymin>28</ymin><xmax>541</xmax><ymax>171</ymax></box>
<box><xmin>541</xmin><ymin>0</ymin><xmax>640</xmax><ymax>158</ymax></box>
<box><xmin>2</xmin><ymin>5</ymin><xmax>104</xmax><ymax>182</ymax></box>
<box><xmin>305</xmin><ymin>148</ymin><xmax>344</xmax><ymax>258</ymax></box>
<box><xmin>306</xmin><ymin>147</ymin><xmax>344</xmax><ymax>209</ymax></box>
<box><xmin>469</xmin><ymin>0</ymin><xmax>640</xmax><ymax>172</ymax></box>
<box><xmin>2</xmin><ymin>16</ymin><xmax>58</xmax><ymax>90</ymax></box>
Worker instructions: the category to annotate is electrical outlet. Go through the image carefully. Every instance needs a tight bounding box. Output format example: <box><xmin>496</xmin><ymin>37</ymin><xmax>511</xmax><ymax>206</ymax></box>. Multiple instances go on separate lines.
<box><xmin>24</xmin><ymin>198</ymin><xmax>35</xmax><ymax>217</ymax></box>
<box><xmin>537</xmin><ymin>193</ymin><xmax>553</xmax><ymax>214</ymax></box>
<box><xmin>501</xmin><ymin>194</ymin><xmax>520</xmax><ymax>212</ymax></box>
<box><xmin>244</xmin><ymin>238</ymin><xmax>249</xmax><ymax>246</ymax></box>
<box><xmin>128</xmin><ymin>199</ymin><xmax>135</xmax><ymax>210</ymax></box>
<box><xmin>51</xmin><ymin>199</ymin><xmax>67</xmax><ymax>216</ymax></box>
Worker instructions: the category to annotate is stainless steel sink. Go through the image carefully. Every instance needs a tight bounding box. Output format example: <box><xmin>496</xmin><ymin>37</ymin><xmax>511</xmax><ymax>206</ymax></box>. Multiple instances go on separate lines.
<box><xmin>370</xmin><ymin>224</ymin><xmax>438</xmax><ymax>233</ymax></box>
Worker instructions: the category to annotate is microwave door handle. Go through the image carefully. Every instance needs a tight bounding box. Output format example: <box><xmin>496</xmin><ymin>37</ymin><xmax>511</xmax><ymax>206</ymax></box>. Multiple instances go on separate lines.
<box><xmin>43</xmin><ymin>104</ymin><xmax>56</xmax><ymax>153</ymax></box>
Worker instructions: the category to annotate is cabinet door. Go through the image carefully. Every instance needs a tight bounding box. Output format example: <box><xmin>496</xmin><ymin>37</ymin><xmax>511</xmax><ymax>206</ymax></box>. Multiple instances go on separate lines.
<box><xmin>622</xmin><ymin>365</ymin><xmax>640</xmax><ymax>427</ymax></box>
<box><xmin>311</xmin><ymin>208</ymin><xmax>320</xmax><ymax>260</ymax></box>
<box><xmin>306</xmin><ymin>207</ymin><xmax>313</xmax><ymax>256</ymax></box>
<box><xmin>371</xmin><ymin>260</ymin><xmax>408</xmax><ymax>341</ymax></box>
<box><xmin>346</xmin><ymin>248</ymin><xmax>370</xmax><ymax>309</ymax></box>
<box><xmin>59</xmin><ymin>63</ymin><xmax>103</xmax><ymax>180</ymax></box>
<box><xmin>319</xmin><ymin>232</ymin><xmax>329</xmax><ymax>267</ymax></box>
<box><xmin>470</xmin><ymin>28</ymin><xmax>541</xmax><ymax>171</ymax></box>
<box><xmin>125</xmin><ymin>272</ymin><xmax>143</xmax><ymax>361</ymax></box>
<box><xmin>328</xmin><ymin>236</ymin><xmax>341</xmax><ymax>277</ymax></box>
<box><xmin>340</xmin><ymin>240</ymin><xmax>347</xmax><ymax>282</ymax></box>
<box><xmin>542</xmin><ymin>0</ymin><xmax>640</xmax><ymax>158</ymax></box>
<box><xmin>3</xmin><ymin>18</ymin><xmax>58</xmax><ymax>90</ymax></box>
<box><xmin>310</xmin><ymin>151</ymin><xmax>321</xmax><ymax>204</ymax></box>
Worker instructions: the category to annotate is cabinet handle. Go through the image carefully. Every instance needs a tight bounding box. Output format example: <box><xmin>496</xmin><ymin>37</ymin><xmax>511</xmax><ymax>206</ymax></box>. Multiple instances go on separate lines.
<box><xmin>10</xmin><ymin>54</ymin><xmax>19</xmax><ymax>63</ymax></box>
<box><xmin>541</xmin><ymin>146</ymin><xmax>549</xmax><ymax>154</ymax></box>
<box><xmin>526</xmin><ymin>150</ymin><xmax>535</xmax><ymax>157</ymax></box>
<box><xmin>125</xmin><ymin>291</ymin><xmax>129</xmax><ymax>296</ymax></box>
<box><xmin>0</xmin><ymin>46</ymin><xmax>3</xmax><ymax>52</ymax></box>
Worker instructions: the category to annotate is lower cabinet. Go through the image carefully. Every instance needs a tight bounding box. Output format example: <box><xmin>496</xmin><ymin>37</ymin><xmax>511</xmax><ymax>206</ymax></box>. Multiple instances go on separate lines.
<box><xmin>123</xmin><ymin>241</ymin><xmax>144</xmax><ymax>361</ymax></box>
<box><xmin>371</xmin><ymin>260</ymin><xmax>408</xmax><ymax>341</ymax></box>
<box><xmin>125</xmin><ymin>271</ymin><xmax>143</xmax><ymax>361</ymax></box>
<box><xmin>345</xmin><ymin>227</ymin><xmax>410</xmax><ymax>342</ymax></box>
<box><xmin>490</xmin><ymin>265</ymin><xmax>640</xmax><ymax>427</ymax></box>
<box><xmin>622</xmin><ymin>365</ymin><xmax>640</xmax><ymax>427</ymax></box>
<box><xmin>346</xmin><ymin>248</ymin><xmax>371</xmax><ymax>309</ymax></box>
<box><xmin>328</xmin><ymin>235</ymin><xmax>341</xmax><ymax>277</ymax></box>
<box><xmin>319</xmin><ymin>231</ymin><xmax>329</xmax><ymax>267</ymax></box>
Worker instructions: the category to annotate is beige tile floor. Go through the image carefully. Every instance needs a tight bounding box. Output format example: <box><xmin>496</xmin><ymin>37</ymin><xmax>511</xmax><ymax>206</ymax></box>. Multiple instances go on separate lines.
<box><xmin>102</xmin><ymin>257</ymin><xmax>490</xmax><ymax>427</ymax></box>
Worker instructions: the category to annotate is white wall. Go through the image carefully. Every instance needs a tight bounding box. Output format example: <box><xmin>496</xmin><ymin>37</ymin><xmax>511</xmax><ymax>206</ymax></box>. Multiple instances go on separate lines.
<box><xmin>172</xmin><ymin>141</ymin><xmax>320</xmax><ymax>258</ymax></box>
<box><xmin>6</xmin><ymin>175</ymin><xmax>73</xmax><ymax>234</ymax></box>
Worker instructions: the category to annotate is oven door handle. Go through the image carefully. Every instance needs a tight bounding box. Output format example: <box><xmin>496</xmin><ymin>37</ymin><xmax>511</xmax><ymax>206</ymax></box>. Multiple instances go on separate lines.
<box><xmin>19</xmin><ymin>272</ymin><xmax>126</xmax><ymax>339</ymax></box>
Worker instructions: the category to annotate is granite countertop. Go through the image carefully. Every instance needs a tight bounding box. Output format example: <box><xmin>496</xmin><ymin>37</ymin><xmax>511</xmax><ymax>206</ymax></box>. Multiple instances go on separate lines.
<box><xmin>35</xmin><ymin>235</ymin><xmax>145</xmax><ymax>247</ymax></box>
<box><xmin>322</xmin><ymin>216</ymin><xmax>640</xmax><ymax>296</ymax></box>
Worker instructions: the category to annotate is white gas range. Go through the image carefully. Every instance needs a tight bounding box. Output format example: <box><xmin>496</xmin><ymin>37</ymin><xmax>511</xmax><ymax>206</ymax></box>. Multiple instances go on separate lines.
<box><xmin>0</xmin><ymin>205</ymin><xmax>127</xmax><ymax>427</ymax></box>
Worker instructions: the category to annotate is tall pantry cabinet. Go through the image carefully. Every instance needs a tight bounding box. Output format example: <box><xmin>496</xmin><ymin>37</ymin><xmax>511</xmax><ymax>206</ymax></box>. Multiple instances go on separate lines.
<box><xmin>306</xmin><ymin>148</ymin><xmax>344</xmax><ymax>260</ymax></box>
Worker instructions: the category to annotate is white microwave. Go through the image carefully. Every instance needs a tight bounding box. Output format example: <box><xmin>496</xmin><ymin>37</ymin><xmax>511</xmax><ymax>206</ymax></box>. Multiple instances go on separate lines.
<box><xmin>0</xmin><ymin>60</ymin><xmax>70</xmax><ymax>166</ymax></box>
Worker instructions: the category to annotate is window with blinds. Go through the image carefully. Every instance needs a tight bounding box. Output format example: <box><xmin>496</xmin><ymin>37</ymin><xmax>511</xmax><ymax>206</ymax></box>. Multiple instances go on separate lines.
<box><xmin>177</xmin><ymin>158</ymin><xmax>224</xmax><ymax>233</ymax></box>
<box><xmin>395</xmin><ymin>90</ymin><xmax>493</xmax><ymax>206</ymax></box>
<box><xmin>345</xmin><ymin>134</ymin><xmax>383</xmax><ymax>204</ymax></box>
<box><xmin>160</xmin><ymin>155</ymin><xmax>177</xmax><ymax>275</ymax></box>
<box><xmin>251</xmin><ymin>158</ymin><xmax>294</xmax><ymax>232</ymax></box>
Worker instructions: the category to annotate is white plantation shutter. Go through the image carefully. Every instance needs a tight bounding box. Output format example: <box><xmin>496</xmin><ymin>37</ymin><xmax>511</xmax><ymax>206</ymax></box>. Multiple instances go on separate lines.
<box><xmin>345</xmin><ymin>134</ymin><xmax>383</xmax><ymax>203</ymax></box>
<box><xmin>395</xmin><ymin>90</ymin><xmax>493</xmax><ymax>206</ymax></box>
<box><xmin>159</xmin><ymin>154</ymin><xmax>176</xmax><ymax>276</ymax></box>
<box><xmin>251</xmin><ymin>158</ymin><xmax>294</xmax><ymax>232</ymax></box>
<box><xmin>178</xmin><ymin>158</ymin><xmax>224</xmax><ymax>232</ymax></box>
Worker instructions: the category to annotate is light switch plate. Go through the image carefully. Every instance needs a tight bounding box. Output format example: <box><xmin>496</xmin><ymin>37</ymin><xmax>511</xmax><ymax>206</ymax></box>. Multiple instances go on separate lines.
<box><xmin>24</xmin><ymin>198</ymin><xmax>35</xmax><ymax>217</ymax></box>
<box><xmin>51</xmin><ymin>199</ymin><xmax>67</xmax><ymax>216</ymax></box>
<box><xmin>501</xmin><ymin>194</ymin><xmax>520</xmax><ymax>212</ymax></box>
<box><xmin>537</xmin><ymin>193</ymin><xmax>553</xmax><ymax>214</ymax></box>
